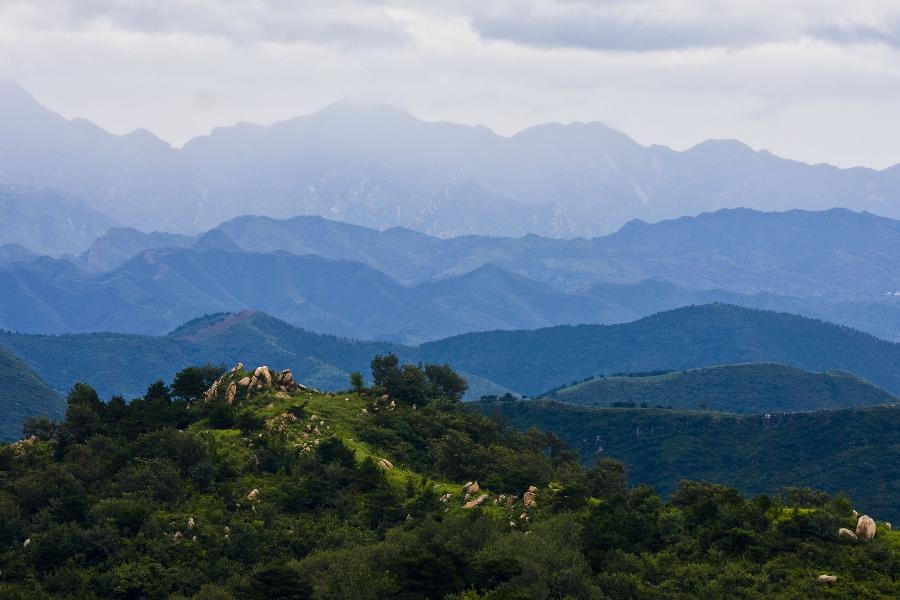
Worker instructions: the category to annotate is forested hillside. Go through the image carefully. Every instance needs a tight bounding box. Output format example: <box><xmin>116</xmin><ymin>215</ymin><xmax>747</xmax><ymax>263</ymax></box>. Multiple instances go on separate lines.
<box><xmin>421</xmin><ymin>304</ymin><xmax>900</xmax><ymax>395</ymax></box>
<box><xmin>481</xmin><ymin>400</ymin><xmax>900</xmax><ymax>521</ymax></box>
<box><xmin>0</xmin><ymin>346</ymin><xmax>60</xmax><ymax>440</ymax></box>
<box><xmin>1</xmin><ymin>358</ymin><xmax>897</xmax><ymax>598</ymax></box>
<box><xmin>541</xmin><ymin>364</ymin><xmax>898</xmax><ymax>413</ymax></box>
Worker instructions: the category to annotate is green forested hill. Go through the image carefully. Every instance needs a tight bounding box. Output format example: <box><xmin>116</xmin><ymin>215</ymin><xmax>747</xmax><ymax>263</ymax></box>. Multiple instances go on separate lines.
<box><xmin>420</xmin><ymin>304</ymin><xmax>900</xmax><ymax>395</ymax></box>
<box><xmin>0</xmin><ymin>345</ymin><xmax>61</xmax><ymax>440</ymax></box>
<box><xmin>542</xmin><ymin>363</ymin><xmax>898</xmax><ymax>413</ymax></box>
<box><xmin>480</xmin><ymin>400</ymin><xmax>900</xmax><ymax>521</ymax></box>
<box><xmin>1</xmin><ymin>359</ymin><xmax>898</xmax><ymax>598</ymax></box>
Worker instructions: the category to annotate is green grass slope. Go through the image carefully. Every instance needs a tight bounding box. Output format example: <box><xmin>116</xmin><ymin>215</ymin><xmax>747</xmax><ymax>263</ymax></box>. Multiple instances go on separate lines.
<box><xmin>0</xmin><ymin>345</ymin><xmax>61</xmax><ymax>441</ymax></box>
<box><xmin>543</xmin><ymin>363</ymin><xmax>898</xmax><ymax>413</ymax></box>
<box><xmin>480</xmin><ymin>400</ymin><xmax>900</xmax><ymax>521</ymax></box>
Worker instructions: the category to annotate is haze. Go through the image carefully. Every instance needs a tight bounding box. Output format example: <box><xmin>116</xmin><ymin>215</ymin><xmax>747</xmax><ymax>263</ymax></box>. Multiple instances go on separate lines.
<box><xmin>3</xmin><ymin>0</ymin><xmax>900</xmax><ymax>168</ymax></box>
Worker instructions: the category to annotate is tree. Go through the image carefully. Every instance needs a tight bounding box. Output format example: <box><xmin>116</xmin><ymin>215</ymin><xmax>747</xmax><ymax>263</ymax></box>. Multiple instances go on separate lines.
<box><xmin>424</xmin><ymin>363</ymin><xmax>468</xmax><ymax>401</ymax></box>
<box><xmin>172</xmin><ymin>364</ymin><xmax>225</xmax><ymax>401</ymax></box>
<box><xmin>586</xmin><ymin>458</ymin><xmax>627</xmax><ymax>499</ymax></box>
<box><xmin>371</xmin><ymin>354</ymin><xmax>401</xmax><ymax>390</ymax></box>
<box><xmin>350</xmin><ymin>371</ymin><xmax>366</xmax><ymax>395</ymax></box>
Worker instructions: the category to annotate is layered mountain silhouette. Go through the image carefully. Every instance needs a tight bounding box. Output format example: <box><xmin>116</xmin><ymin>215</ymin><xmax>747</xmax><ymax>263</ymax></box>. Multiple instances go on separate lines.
<box><xmin>3</xmin><ymin>79</ymin><xmax>900</xmax><ymax>239</ymax></box>
<box><xmin>2</xmin><ymin>207</ymin><xmax>900</xmax><ymax>342</ymax></box>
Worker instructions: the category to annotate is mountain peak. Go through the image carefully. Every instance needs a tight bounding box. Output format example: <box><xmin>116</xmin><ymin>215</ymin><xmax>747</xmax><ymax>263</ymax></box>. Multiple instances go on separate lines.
<box><xmin>0</xmin><ymin>80</ymin><xmax>52</xmax><ymax>116</ymax></box>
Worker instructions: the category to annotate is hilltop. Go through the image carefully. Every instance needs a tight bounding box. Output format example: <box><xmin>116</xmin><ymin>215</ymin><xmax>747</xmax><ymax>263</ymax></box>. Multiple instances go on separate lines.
<box><xmin>541</xmin><ymin>363</ymin><xmax>898</xmax><ymax>414</ymax></box>
<box><xmin>1</xmin><ymin>357</ymin><xmax>898</xmax><ymax>598</ymax></box>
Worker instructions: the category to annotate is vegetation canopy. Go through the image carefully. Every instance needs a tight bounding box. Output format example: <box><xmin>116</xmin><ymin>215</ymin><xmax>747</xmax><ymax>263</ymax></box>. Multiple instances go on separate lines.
<box><xmin>0</xmin><ymin>358</ymin><xmax>897</xmax><ymax>599</ymax></box>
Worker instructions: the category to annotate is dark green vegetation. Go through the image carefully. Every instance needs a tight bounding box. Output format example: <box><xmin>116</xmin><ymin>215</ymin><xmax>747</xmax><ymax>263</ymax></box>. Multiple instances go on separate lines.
<box><xmin>480</xmin><ymin>400</ymin><xmax>900</xmax><ymax>521</ymax></box>
<box><xmin>5</xmin><ymin>304</ymin><xmax>900</xmax><ymax>439</ymax></box>
<box><xmin>0</xmin><ymin>346</ymin><xmax>61</xmax><ymax>441</ymax></box>
<box><xmin>540</xmin><ymin>363</ymin><xmax>898</xmax><ymax>414</ymax></box>
<box><xmin>1</xmin><ymin>359</ymin><xmax>898</xmax><ymax>598</ymax></box>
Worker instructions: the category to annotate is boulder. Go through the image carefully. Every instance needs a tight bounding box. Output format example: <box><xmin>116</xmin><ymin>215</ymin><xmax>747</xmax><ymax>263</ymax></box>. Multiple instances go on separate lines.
<box><xmin>838</xmin><ymin>527</ymin><xmax>858</xmax><ymax>541</ymax></box>
<box><xmin>378</xmin><ymin>459</ymin><xmax>394</xmax><ymax>470</ymax></box>
<box><xmin>463</xmin><ymin>481</ymin><xmax>480</xmax><ymax>495</ymax></box>
<box><xmin>237</xmin><ymin>377</ymin><xmax>251</xmax><ymax>387</ymax></box>
<box><xmin>173</xmin><ymin>531</ymin><xmax>183</xmax><ymax>542</ymax></box>
<box><xmin>463</xmin><ymin>494</ymin><xmax>488</xmax><ymax>509</ymax></box>
<box><xmin>856</xmin><ymin>515</ymin><xmax>877</xmax><ymax>540</ymax></box>
<box><xmin>225</xmin><ymin>382</ymin><xmax>237</xmax><ymax>404</ymax></box>
<box><xmin>187</xmin><ymin>517</ymin><xmax>194</xmax><ymax>530</ymax></box>
<box><xmin>523</xmin><ymin>491</ymin><xmax>536</xmax><ymax>507</ymax></box>
<box><xmin>817</xmin><ymin>575</ymin><xmax>837</xmax><ymax>585</ymax></box>
<box><xmin>23</xmin><ymin>538</ymin><xmax>30</xmax><ymax>547</ymax></box>
<box><xmin>247</xmin><ymin>488</ymin><xmax>260</xmax><ymax>501</ymax></box>
<box><xmin>885</xmin><ymin>522</ymin><xmax>892</xmax><ymax>531</ymax></box>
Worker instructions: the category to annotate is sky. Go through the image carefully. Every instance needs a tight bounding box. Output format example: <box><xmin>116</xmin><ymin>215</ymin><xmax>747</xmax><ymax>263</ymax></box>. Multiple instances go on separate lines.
<box><xmin>2</xmin><ymin>0</ymin><xmax>900</xmax><ymax>169</ymax></box>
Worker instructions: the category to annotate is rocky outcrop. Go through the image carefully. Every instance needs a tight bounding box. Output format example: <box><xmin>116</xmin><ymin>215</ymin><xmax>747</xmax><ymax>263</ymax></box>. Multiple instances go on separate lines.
<box><xmin>838</xmin><ymin>527</ymin><xmax>857</xmax><ymax>541</ymax></box>
<box><xmin>462</xmin><ymin>481</ymin><xmax>480</xmax><ymax>495</ymax></box>
<box><xmin>205</xmin><ymin>363</ymin><xmax>316</xmax><ymax>404</ymax></box>
<box><xmin>463</xmin><ymin>494</ymin><xmax>488</xmax><ymax>509</ymax></box>
<box><xmin>856</xmin><ymin>515</ymin><xmax>876</xmax><ymax>540</ymax></box>
<box><xmin>378</xmin><ymin>458</ymin><xmax>394</xmax><ymax>470</ymax></box>
<box><xmin>817</xmin><ymin>575</ymin><xmax>837</xmax><ymax>585</ymax></box>
<box><xmin>524</xmin><ymin>485</ymin><xmax>537</xmax><ymax>508</ymax></box>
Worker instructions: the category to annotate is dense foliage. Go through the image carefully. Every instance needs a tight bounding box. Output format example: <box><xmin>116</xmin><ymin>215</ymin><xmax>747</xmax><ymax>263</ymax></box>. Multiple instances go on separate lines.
<box><xmin>0</xmin><ymin>359</ymin><xmax>897</xmax><ymax>598</ymax></box>
<box><xmin>480</xmin><ymin>399</ymin><xmax>900</xmax><ymax>522</ymax></box>
<box><xmin>538</xmin><ymin>363</ymin><xmax>897</xmax><ymax>414</ymax></box>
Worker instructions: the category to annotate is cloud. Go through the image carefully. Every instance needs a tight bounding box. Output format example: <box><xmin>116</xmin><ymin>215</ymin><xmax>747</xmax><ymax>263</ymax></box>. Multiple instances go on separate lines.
<box><xmin>467</xmin><ymin>1</ymin><xmax>900</xmax><ymax>52</ymax></box>
<box><xmin>1</xmin><ymin>0</ymin><xmax>411</xmax><ymax>48</ymax></box>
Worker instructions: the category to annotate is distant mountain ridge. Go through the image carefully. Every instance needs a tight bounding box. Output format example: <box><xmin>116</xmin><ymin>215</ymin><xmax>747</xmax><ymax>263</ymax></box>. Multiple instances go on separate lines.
<box><xmin>2</xmin><ymin>80</ymin><xmax>900</xmax><ymax>238</ymax></box>
<box><xmin>4</xmin><ymin>207</ymin><xmax>900</xmax><ymax>342</ymax></box>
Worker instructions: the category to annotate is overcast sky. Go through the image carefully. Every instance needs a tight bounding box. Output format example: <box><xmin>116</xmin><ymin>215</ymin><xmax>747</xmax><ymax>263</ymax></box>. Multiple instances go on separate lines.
<box><xmin>2</xmin><ymin>0</ymin><xmax>900</xmax><ymax>168</ymax></box>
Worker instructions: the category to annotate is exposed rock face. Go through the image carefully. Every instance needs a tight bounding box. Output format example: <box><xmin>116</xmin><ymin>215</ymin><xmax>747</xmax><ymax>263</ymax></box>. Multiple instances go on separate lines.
<box><xmin>817</xmin><ymin>575</ymin><xmax>837</xmax><ymax>585</ymax></box>
<box><xmin>463</xmin><ymin>494</ymin><xmax>488</xmax><ymax>509</ymax></box>
<box><xmin>856</xmin><ymin>515</ymin><xmax>877</xmax><ymax>540</ymax></box>
<box><xmin>205</xmin><ymin>363</ymin><xmax>316</xmax><ymax>403</ymax></box>
<box><xmin>838</xmin><ymin>527</ymin><xmax>858</xmax><ymax>541</ymax></box>
<box><xmin>462</xmin><ymin>481</ymin><xmax>480</xmax><ymax>495</ymax></box>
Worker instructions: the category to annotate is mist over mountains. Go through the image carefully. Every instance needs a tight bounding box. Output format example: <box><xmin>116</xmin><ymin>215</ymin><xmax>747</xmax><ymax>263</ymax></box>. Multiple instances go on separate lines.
<box><xmin>3</xmin><ymin>79</ymin><xmax>900</xmax><ymax>240</ymax></box>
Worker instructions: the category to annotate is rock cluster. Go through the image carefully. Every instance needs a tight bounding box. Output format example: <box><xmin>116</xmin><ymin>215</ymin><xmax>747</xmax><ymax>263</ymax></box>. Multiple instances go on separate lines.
<box><xmin>838</xmin><ymin>514</ymin><xmax>882</xmax><ymax>542</ymax></box>
<box><xmin>204</xmin><ymin>363</ymin><xmax>315</xmax><ymax>404</ymax></box>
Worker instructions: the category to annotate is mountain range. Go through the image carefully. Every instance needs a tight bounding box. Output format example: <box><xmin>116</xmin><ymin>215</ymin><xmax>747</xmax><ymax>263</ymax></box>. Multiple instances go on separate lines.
<box><xmin>4</xmin><ymin>207</ymin><xmax>900</xmax><ymax>343</ymax></box>
<box><xmin>3</xmin><ymin>79</ymin><xmax>900</xmax><ymax>240</ymax></box>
